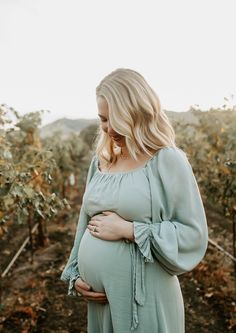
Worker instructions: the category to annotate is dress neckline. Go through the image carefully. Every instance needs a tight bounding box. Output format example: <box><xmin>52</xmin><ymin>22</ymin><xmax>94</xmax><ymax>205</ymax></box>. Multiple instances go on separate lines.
<box><xmin>95</xmin><ymin>147</ymin><xmax>169</xmax><ymax>175</ymax></box>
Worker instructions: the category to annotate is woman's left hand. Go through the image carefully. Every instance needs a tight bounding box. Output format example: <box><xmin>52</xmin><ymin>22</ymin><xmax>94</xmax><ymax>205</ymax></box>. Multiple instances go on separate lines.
<box><xmin>87</xmin><ymin>211</ymin><xmax>134</xmax><ymax>241</ymax></box>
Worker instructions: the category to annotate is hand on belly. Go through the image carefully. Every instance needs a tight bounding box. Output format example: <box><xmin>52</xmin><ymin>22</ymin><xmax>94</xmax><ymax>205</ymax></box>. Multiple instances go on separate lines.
<box><xmin>74</xmin><ymin>277</ymin><xmax>108</xmax><ymax>304</ymax></box>
<box><xmin>87</xmin><ymin>211</ymin><xmax>134</xmax><ymax>241</ymax></box>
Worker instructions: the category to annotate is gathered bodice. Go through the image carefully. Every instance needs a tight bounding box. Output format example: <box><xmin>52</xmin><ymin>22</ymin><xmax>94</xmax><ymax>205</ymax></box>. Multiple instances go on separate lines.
<box><xmin>82</xmin><ymin>156</ymin><xmax>153</xmax><ymax>223</ymax></box>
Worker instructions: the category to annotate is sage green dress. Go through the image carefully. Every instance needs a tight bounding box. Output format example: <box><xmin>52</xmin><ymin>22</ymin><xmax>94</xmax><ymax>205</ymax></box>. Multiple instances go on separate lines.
<box><xmin>60</xmin><ymin>146</ymin><xmax>208</xmax><ymax>333</ymax></box>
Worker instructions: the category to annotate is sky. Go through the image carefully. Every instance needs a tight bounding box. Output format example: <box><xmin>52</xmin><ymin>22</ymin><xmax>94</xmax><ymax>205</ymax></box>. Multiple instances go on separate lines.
<box><xmin>0</xmin><ymin>0</ymin><xmax>235</xmax><ymax>126</ymax></box>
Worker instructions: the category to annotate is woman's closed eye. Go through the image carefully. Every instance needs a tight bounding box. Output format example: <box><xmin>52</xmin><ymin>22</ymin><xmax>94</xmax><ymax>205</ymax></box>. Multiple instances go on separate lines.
<box><xmin>98</xmin><ymin>115</ymin><xmax>107</xmax><ymax>122</ymax></box>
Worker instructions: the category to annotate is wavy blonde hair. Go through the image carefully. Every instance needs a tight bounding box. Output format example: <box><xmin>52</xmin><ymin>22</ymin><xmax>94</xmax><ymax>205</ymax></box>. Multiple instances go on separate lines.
<box><xmin>95</xmin><ymin>68</ymin><xmax>176</xmax><ymax>166</ymax></box>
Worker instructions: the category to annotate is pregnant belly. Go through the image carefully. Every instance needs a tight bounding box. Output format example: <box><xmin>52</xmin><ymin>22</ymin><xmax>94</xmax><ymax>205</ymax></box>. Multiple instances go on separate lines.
<box><xmin>78</xmin><ymin>229</ymin><xmax>131</xmax><ymax>292</ymax></box>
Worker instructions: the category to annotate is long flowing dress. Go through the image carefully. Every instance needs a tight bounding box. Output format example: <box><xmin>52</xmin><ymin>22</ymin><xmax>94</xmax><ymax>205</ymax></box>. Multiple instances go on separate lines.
<box><xmin>60</xmin><ymin>146</ymin><xmax>208</xmax><ymax>333</ymax></box>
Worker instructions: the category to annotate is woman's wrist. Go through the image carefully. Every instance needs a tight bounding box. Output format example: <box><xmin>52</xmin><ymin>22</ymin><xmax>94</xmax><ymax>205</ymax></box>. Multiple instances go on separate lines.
<box><xmin>121</xmin><ymin>220</ymin><xmax>135</xmax><ymax>242</ymax></box>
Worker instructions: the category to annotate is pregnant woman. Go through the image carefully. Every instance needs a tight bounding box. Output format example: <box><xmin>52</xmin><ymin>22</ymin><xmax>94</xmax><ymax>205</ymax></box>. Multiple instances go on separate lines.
<box><xmin>60</xmin><ymin>68</ymin><xmax>208</xmax><ymax>333</ymax></box>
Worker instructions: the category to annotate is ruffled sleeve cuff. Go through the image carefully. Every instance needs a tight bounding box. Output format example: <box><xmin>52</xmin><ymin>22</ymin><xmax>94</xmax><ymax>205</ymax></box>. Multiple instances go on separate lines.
<box><xmin>133</xmin><ymin>222</ymin><xmax>158</xmax><ymax>263</ymax></box>
<box><xmin>60</xmin><ymin>263</ymin><xmax>80</xmax><ymax>297</ymax></box>
<box><xmin>68</xmin><ymin>274</ymin><xmax>80</xmax><ymax>296</ymax></box>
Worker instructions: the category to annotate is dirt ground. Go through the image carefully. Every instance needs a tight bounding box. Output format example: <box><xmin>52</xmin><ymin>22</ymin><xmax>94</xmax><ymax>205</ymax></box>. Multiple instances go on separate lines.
<box><xmin>0</xmin><ymin>203</ymin><xmax>235</xmax><ymax>333</ymax></box>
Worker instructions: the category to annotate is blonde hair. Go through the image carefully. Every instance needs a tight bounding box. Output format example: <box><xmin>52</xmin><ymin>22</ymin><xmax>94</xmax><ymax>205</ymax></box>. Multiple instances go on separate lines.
<box><xmin>95</xmin><ymin>68</ymin><xmax>176</xmax><ymax>166</ymax></box>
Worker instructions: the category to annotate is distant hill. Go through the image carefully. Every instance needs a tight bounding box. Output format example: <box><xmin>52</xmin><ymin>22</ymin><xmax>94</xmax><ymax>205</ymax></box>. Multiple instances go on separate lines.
<box><xmin>39</xmin><ymin>110</ymin><xmax>200</xmax><ymax>138</ymax></box>
<box><xmin>40</xmin><ymin>117</ymin><xmax>99</xmax><ymax>138</ymax></box>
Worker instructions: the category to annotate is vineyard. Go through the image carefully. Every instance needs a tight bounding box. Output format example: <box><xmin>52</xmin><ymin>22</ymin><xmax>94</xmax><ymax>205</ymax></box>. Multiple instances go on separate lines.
<box><xmin>0</xmin><ymin>104</ymin><xmax>235</xmax><ymax>332</ymax></box>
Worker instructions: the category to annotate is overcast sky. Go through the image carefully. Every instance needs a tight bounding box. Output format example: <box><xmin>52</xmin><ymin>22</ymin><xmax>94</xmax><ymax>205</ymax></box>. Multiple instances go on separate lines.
<box><xmin>0</xmin><ymin>0</ymin><xmax>235</xmax><ymax>126</ymax></box>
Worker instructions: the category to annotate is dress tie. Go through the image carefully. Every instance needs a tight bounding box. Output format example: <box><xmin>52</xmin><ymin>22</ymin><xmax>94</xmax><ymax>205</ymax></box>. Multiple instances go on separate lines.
<box><xmin>129</xmin><ymin>242</ymin><xmax>146</xmax><ymax>330</ymax></box>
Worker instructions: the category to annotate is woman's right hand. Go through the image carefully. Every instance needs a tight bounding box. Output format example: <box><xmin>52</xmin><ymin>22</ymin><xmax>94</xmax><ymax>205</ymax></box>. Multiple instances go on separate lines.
<box><xmin>74</xmin><ymin>278</ymin><xmax>108</xmax><ymax>304</ymax></box>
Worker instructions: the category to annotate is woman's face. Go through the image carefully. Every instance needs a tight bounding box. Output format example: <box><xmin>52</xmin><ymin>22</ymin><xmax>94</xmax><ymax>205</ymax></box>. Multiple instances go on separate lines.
<box><xmin>97</xmin><ymin>96</ymin><xmax>126</xmax><ymax>147</ymax></box>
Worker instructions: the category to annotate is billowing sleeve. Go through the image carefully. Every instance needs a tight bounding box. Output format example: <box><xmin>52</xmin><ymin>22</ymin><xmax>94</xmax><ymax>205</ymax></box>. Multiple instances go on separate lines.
<box><xmin>60</xmin><ymin>155</ymin><xmax>97</xmax><ymax>295</ymax></box>
<box><xmin>133</xmin><ymin>147</ymin><xmax>208</xmax><ymax>275</ymax></box>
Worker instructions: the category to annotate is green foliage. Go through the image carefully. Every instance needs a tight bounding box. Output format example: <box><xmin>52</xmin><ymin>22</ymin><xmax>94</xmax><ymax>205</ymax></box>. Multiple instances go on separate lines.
<box><xmin>174</xmin><ymin>108</ymin><xmax>236</xmax><ymax>218</ymax></box>
<box><xmin>0</xmin><ymin>104</ymin><xmax>70</xmax><ymax>236</ymax></box>
<box><xmin>42</xmin><ymin>131</ymin><xmax>93</xmax><ymax>200</ymax></box>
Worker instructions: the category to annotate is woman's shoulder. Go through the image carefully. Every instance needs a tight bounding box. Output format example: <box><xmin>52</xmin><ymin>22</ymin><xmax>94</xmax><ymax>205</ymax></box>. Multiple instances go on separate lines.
<box><xmin>152</xmin><ymin>145</ymin><xmax>187</xmax><ymax>161</ymax></box>
<box><xmin>150</xmin><ymin>145</ymin><xmax>191</xmax><ymax>173</ymax></box>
